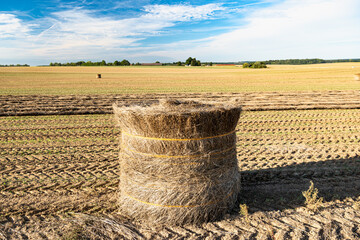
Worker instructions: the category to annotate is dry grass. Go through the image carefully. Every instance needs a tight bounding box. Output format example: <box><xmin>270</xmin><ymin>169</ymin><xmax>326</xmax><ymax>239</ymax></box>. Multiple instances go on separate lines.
<box><xmin>353</xmin><ymin>201</ymin><xmax>360</xmax><ymax>210</ymax></box>
<box><xmin>62</xmin><ymin>214</ymin><xmax>140</xmax><ymax>240</ymax></box>
<box><xmin>113</xmin><ymin>99</ymin><xmax>241</xmax><ymax>225</ymax></box>
<box><xmin>302</xmin><ymin>181</ymin><xmax>324</xmax><ymax>212</ymax></box>
<box><xmin>239</xmin><ymin>204</ymin><xmax>249</xmax><ymax>224</ymax></box>
<box><xmin>1</xmin><ymin>63</ymin><xmax>360</xmax><ymax>95</ymax></box>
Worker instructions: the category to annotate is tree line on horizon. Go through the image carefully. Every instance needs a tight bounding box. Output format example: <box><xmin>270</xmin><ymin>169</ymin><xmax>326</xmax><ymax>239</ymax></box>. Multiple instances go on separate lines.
<box><xmin>0</xmin><ymin>64</ymin><xmax>30</xmax><ymax>67</ymax></box>
<box><xmin>264</xmin><ymin>58</ymin><xmax>360</xmax><ymax>65</ymax></box>
<box><xmin>44</xmin><ymin>57</ymin><xmax>360</xmax><ymax>67</ymax></box>
<box><xmin>49</xmin><ymin>60</ymin><xmax>131</xmax><ymax>66</ymax></box>
<box><xmin>48</xmin><ymin>58</ymin><xmax>211</xmax><ymax>67</ymax></box>
<box><xmin>1</xmin><ymin>58</ymin><xmax>360</xmax><ymax>67</ymax></box>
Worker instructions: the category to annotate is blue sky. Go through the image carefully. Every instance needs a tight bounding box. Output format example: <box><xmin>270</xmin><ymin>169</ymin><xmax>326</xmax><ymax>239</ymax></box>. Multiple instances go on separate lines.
<box><xmin>0</xmin><ymin>0</ymin><xmax>359</xmax><ymax>65</ymax></box>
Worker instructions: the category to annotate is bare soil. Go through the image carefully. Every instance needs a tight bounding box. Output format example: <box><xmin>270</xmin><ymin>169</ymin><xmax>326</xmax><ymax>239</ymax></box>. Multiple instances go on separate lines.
<box><xmin>1</xmin><ymin>94</ymin><xmax>360</xmax><ymax>239</ymax></box>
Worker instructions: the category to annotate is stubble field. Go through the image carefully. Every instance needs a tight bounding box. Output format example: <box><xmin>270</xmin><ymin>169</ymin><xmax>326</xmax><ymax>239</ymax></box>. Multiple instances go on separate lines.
<box><xmin>1</xmin><ymin>64</ymin><xmax>360</xmax><ymax>239</ymax></box>
<box><xmin>1</xmin><ymin>63</ymin><xmax>360</xmax><ymax>95</ymax></box>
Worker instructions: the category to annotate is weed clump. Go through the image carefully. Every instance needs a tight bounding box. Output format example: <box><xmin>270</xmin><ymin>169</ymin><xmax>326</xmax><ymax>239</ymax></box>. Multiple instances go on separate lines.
<box><xmin>239</xmin><ymin>204</ymin><xmax>249</xmax><ymax>224</ymax></box>
<box><xmin>302</xmin><ymin>181</ymin><xmax>323</xmax><ymax>212</ymax></box>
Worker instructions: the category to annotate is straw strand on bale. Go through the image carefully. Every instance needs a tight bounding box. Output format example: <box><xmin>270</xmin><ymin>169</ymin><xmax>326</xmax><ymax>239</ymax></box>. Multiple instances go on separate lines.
<box><xmin>113</xmin><ymin>99</ymin><xmax>241</xmax><ymax>225</ymax></box>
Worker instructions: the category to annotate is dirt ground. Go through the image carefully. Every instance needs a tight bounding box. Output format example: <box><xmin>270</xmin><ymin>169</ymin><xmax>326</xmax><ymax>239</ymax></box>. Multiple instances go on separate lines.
<box><xmin>1</xmin><ymin>93</ymin><xmax>360</xmax><ymax>239</ymax></box>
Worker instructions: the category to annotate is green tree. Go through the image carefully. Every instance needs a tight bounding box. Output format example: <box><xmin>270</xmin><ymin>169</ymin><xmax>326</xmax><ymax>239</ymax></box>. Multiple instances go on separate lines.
<box><xmin>243</xmin><ymin>62</ymin><xmax>250</xmax><ymax>68</ymax></box>
<box><xmin>252</xmin><ymin>61</ymin><xmax>267</xmax><ymax>68</ymax></box>
<box><xmin>120</xmin><ymin>59</ymin><xmax>130</xmax><ymax>66</ymax></box>
<box><xmin>185</xmin><ymin>57</ymin><xmax>193</xmax><ymax>65</ymax></box>
<box><xmin>190</xmin><ymin>59</ymin><xmax>197</xmax><ymax>66</ymax></box>
<box><xmin>252</xmin><ymin>62</ymin><xmax>261</xmax><ymax>68</ymax></box>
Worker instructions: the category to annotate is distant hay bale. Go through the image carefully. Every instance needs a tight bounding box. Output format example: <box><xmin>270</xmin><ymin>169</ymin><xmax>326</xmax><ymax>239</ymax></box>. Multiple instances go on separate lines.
<box><xmin>113</xmin><ymin>99</ymin><xmax>241</xmax><ymax>225</ymax></box>
<box><xmin>97</xmin><ymin>74</ymin><xmax>102</xmax><ymax>78</ymax></box>
<box><xmin>355</xmin><ymin>74</ymin><xmax>360</xmax><ymax>81</ymax></box>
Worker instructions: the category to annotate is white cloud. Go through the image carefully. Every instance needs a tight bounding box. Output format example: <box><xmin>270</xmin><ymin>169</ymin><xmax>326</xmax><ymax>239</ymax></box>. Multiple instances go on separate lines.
<box><xmin>147</xmin><ymin>0</ymin><xmax>360</xmax><ymax>61</ymax></box>
<box><xmin>143</xmin><ymin>4</ymin><xmax>224</xmax><ymax>21</ymax></box>
<box><xmin>0</xmin><ymin>4</ymin><xmax>224</xmax><ymax>63</ymax></box>
<box><xmin>0</xmin><ymin>14</ymin><xmax>31</xmax><ymax>39</ymax></box>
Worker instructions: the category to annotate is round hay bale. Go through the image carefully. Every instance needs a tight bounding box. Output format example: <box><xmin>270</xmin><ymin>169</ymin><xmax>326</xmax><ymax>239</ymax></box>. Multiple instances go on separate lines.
<box><xmin>354</xmin><ymin>74</ymin><xmax>360</xmax><ymax>81</ymax></box>
<box><xmin>113</xmin><ymin>99</ymin><xmax>241</xmax><ymax>225</ymax></box>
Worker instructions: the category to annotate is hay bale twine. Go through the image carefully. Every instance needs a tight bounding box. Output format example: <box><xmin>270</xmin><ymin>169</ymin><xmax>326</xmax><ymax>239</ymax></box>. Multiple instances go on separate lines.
<box><xmin>113</xmin><ymin>99</ymin><xmax>241</xmax><ymax>225</ymax></box>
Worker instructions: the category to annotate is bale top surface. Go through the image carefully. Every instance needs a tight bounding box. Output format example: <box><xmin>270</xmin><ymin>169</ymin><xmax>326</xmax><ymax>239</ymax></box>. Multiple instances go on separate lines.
<box><xmin>113</xmin><ymin>99</ymin><xmax>241</xmax><ymax>138</ymax></box>
<box><xmin>113</xmin><ymin>99</ymin><xmax>241</xmax><ymax>115</ymax></box>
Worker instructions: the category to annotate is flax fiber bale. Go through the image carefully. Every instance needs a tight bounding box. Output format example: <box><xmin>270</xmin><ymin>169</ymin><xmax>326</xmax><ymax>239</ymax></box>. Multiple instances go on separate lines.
<box><xmin>113</xmin><ymin>99</ymin><xmax>241</xmax><ymax>225</ymax></box>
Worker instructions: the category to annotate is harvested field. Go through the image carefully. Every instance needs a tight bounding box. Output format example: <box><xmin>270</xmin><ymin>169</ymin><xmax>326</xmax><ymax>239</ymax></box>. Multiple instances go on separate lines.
<box><xmin>1</xmin><ymin>63</ymin><xmax>360</xmax><ymax>95</ymax></box>
<box><xmin>1</xmin><ymin>106</ymin><xmax>360</xmax><ymax>239</ymax></box>
<box><xmin>1</xmin><ymin>90</ymin><xmax>360</xmax><ymax>116</ymax></box>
